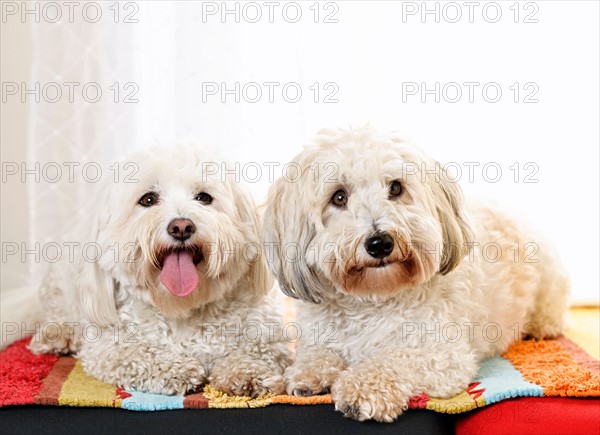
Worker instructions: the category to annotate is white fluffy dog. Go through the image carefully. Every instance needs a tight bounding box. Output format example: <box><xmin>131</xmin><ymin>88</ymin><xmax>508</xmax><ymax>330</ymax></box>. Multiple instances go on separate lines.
<box><xmin>263</xmin><ymin>127</ymin><xmax>569</xmax><ymax>422</ymax></box>
<box><xmin>23</xmin><ymin>144</ymin><xmax>290</xmax><ymax>396</ymax></box>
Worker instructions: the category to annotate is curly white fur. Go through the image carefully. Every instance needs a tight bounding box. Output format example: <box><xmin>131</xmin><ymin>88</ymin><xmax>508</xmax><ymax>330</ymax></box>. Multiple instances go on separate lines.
<box><xmin>263</xmin><ymin>127</ymin><xmax>570</xmax><ymax>422</ymax></box>
<box><xmin>26</xmin><ymin>144</ymin><xmax>290</xmax><ymax>397</ymax></box>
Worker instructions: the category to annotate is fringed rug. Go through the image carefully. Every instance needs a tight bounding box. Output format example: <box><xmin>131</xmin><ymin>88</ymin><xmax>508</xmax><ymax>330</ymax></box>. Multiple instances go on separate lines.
<box><xmin>1</xmin><ymin>336</ymin><xmax>598</xmax><ymax>413</ymax></box>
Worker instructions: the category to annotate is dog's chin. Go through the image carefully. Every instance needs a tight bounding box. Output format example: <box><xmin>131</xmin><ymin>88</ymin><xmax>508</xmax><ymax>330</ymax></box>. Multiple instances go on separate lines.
<box><xmin>333</xmin><ymin>254</ymin><xmax>428</xmax><ymax>296</ymax></box>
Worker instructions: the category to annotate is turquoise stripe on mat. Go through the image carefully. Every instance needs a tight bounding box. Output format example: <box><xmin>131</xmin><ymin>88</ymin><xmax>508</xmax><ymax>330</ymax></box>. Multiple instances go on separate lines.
<box><xmin>121</xmin><ymin>390</ymin><xmax>185</xmax><ymax>411</ymax></box>
<box><xmin>475</xmin><ymin>357</ymin><xmax>543</xmax><ymax>404</ymax></box>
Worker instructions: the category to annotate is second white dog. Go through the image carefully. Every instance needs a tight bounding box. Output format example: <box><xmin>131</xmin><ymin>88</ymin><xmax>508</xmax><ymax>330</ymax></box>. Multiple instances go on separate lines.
<box><xmin>263</xmin><ymin>127</ymin><xmax>569</xmax><ymax>422</ymax></box>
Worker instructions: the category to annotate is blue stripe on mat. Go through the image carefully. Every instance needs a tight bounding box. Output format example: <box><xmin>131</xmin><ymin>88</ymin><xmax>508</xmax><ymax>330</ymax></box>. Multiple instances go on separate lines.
<box><xmin>475</xmin><ymin>357</ymin><xmax>543</xmax><ymax>404</ymax></box>
<box><xmin>121</xmin><ymin>391</ymin><xmax>185</xmax><ymax>411</ymax></box>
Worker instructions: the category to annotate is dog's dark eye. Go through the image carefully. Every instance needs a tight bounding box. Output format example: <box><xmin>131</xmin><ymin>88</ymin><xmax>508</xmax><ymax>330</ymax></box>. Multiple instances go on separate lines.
<box><xmin>195</xmin><ymin>192</ymin><xmax>213</xmax><ymax>205</ymax></box>
<box><xmin>139</xmin><ymin>192</ymin><xmax>159</xmax><ymax>207</ymax></box>
<box><xmin>330</xmin><ymin>189</ymin><xmax>348</xmax><ymax>208</ymax></box>
<box><xmin>389</xmin><ymin>180</ymin><xmax>403</xmax><ymax>198</ymax></box>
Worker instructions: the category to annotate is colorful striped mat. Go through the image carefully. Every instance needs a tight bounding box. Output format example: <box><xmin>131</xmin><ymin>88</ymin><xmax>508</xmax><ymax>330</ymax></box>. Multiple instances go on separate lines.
<box><xmin>1</xmin><ymin>336</ymin><xmax>598</xmax><ymax>413</ymax></box>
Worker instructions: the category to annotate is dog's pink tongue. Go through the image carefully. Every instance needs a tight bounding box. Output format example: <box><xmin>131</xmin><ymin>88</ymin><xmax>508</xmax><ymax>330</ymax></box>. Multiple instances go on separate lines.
<box><xmin>160</xmin><ymin>251</ymin><xmax>199</xmax><ymax>297</ymax></box>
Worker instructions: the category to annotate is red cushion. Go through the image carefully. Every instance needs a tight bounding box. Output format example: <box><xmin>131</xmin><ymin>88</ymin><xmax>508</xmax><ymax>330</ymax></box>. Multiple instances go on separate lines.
<box><xmin>455</xmin><ymin>397</ymin><xmax>600</xmax><ymax>435</ymax></box>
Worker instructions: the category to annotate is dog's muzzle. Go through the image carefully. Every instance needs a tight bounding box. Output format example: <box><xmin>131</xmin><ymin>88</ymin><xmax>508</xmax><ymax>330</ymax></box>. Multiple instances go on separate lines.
<box><xmin>159</xmin><ymin>218</ymin><xmax>202</xmax><ymax>297</ymax></box>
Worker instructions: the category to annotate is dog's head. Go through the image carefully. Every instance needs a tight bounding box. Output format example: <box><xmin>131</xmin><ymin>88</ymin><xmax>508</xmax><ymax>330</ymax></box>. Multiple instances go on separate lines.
<box><xmin>78</xmin><ymin>144</ymin><xmax>271</xmax><ymax>325</ymax></box>
<box><xmin>263</xmin><ymin>127</ymin><xmax>473</xmax><ymax>302</ymax></box>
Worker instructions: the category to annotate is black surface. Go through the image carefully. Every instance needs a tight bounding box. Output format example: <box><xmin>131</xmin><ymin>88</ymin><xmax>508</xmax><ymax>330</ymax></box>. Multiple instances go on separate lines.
<box><xmin>0</xmin><ymin>404</ymin><xmax>455</xmax><ymax>435</ymax></box>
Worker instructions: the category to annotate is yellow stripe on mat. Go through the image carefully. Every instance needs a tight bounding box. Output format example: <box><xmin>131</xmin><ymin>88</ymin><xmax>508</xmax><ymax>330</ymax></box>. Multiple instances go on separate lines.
<box><xmin>58</xmin><ymin>361</ymin><xmax>121</xmax><ymax>407</ymax></box>
<box><xmin>426</xmin><ymin>391</ymin><xmax>485</xmax><ymax>414</ymax></box>
<box><xmin>566</xmin><ymin>307</ymin><xmax>600</xmax><ymax>359</ymax></box>
<box><xmin>203</xmin><ymin>385</ymin><xmax>272</xmax><ymax>409</ymax></box>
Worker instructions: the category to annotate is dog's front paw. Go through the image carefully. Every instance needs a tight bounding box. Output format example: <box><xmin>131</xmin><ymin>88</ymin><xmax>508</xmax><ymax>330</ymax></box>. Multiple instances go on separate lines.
<box><xmin>284</xmin><ymin>349</ymin><xmax>345</xmax><ymax>397</ymax></box>
<box><xmin>331</xmin><ymin>370</ymin><xmax>409</xmax><ymax>423</ymax></box>
<box><xmin>29</xmin><ymin>322</ymin><xmax>78</xmax><ymax>355</ymax></box>
<box><xmin>122</xmin><ymin>356</ymin><xmax>206</xmax><ymax>396</ymax></box>
<box><xmin>83</xmin><ymin>347</ymin><xmax>207</xmax><ymax>396</ymax></box>
<box><xmin>285</xmin><ymin>364</ymin><xmax>338</xmax><ymax>397</ymax></box>
<box><xmin>210</xmin><ymin>359</ymin><xmax>285</xmax><ymax>398</ymax></box>
<box><xmin>154</xmin><ymin>357</ymin><xmax>207</xmax><ymax>395</ymax></box>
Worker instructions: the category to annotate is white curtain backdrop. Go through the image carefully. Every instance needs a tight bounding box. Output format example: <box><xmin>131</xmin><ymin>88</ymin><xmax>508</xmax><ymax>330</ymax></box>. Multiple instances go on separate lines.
<box><xmin>27</xmin><ymin>14</ymin><xmax>136</xmax><ymax>281</ymax></box>
<box><xmin>24</xmin><ymin>1</ymin><xmax>599</xmax><ymax>304</ymax></box>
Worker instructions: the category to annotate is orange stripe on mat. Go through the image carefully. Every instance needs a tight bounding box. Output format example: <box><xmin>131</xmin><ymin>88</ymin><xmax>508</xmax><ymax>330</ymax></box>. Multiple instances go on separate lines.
<box><xmin>34</xmin><ymin>356</ymin><xmax>77</xmax><ymax>405</ymax></box>
<box><xmin>503</xmin><ymin>339</ymin><xmax>600</xmax><ymax>397</ymax></box>
<box><xmin>270</xmin><ymin>394</ymin><xmax>333</xmax><ymax>405</ymax></box>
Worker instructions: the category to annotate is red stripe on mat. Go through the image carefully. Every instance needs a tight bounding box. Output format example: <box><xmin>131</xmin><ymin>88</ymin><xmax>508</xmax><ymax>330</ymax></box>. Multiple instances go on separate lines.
<box><xmin>34</xmin><ymin>356</ymin><xmax>77</xmax><ymax>405</ymax></box>
<box><xmin>557</xmin><ymin>336</ymin><xmax>600</xmax><ymax>378</ymax></box>
<box><xmin>183</xmin><ymin>392</ymin><xmax>210</xmax><ymax>409</ymax></box>
<box><xmin>0</xmin><ymin>338</ymin><xmax>58</xmax><ymax>406</ymax></box>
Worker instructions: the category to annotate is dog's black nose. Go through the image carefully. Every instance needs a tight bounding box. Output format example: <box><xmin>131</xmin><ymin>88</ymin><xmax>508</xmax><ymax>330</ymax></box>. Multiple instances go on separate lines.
<box><xmin>167</xmin><ymin>218</ymin><xmax>196</xmax><ymax>241</ymax></box>
<box><xmin>365</xmin><ymin>232</ymin><xmax>394</xmax><ymax>259</ymax></box>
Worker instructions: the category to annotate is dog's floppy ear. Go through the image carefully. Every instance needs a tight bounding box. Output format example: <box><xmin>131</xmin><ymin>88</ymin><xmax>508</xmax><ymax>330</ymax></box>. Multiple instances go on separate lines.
<box><xmin>230</xmin><ymin>182</ymin><xmax>273</xmax><ymax>296</ymax></box>
<box><xmin>75</xmin><ymin>194</ymin><xmax>119</xmax><ymax>327</ymax></box>
<box><xmin>263</xmin><ymin>172</ymin><xmax>324</xmax><ymax>303</ymax></box>
<box><xmin>427</xmin><ymin>161</ymin><xmax>474</xmax><ymax>275</ymax></box>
